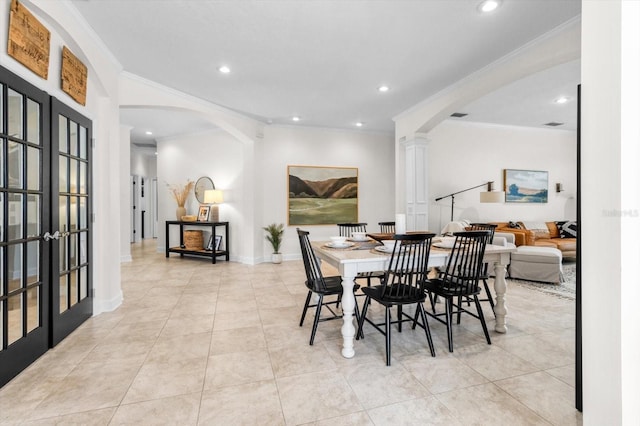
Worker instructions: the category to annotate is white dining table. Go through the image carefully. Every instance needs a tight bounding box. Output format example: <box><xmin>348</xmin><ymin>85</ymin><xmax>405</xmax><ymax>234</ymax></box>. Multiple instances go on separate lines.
<box><xmin>311</xmin><ymin>240</ymin><xmax>515</xmax><ymax>358</ymax></box>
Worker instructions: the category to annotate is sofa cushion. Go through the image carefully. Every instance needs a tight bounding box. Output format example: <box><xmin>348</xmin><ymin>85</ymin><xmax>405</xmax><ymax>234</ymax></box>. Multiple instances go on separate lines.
<box><xmin>521</xmin><ymin>221</ymin><xmax>551</xmax><ymax>239</ymax></box>
<box><xmin>555</xmin><ymin>238</ymin><xmax>577</xmax><ymax>252</ymax></box>
<box><xmin>556</xmin><ymin>220</ymin><xmax>578</xmax><ymax>238</ymax></box>
<box><xmin>511</xmin><ymin>246</ymin><xmax>562</xmax><ymax>263</ymax></box>
<box><xmin>546</xmin><ymin>221</ymin><xmax>560</xmax><ymax>238</ymax></box>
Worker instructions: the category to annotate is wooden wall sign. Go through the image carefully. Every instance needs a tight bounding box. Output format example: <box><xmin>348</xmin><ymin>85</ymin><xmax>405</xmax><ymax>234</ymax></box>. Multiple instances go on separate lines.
<box><xmin>7</xmin><ymin>0</ymin><xmax>51</xmax><ymax>79</ymax></box>
<box><xmin>61</xmin><ymin>46</ymin><xmax>88</xmax><ymax>106</ymax></box>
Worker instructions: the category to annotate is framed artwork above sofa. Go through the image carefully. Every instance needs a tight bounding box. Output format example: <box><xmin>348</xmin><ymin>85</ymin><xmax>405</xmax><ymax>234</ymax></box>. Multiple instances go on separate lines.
<box><xmin>503</xmin><ymin>169</ymin><xmax>548</xmax><ymax>203</ymax></box>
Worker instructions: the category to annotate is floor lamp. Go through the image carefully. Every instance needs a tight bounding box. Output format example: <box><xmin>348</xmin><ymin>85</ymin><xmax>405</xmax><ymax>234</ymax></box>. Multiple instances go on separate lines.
<box><xmin>435</xmin><ymin>181</ymin><xmax>504</xmax><ymax>221</ymax></box>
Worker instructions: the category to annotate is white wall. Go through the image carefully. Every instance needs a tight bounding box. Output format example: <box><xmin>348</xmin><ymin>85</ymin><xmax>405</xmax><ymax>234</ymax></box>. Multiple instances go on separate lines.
<box><xmin>156</xmin><ymin>125</ymin><xmax>395</xmax><ymax>264</ymax></box>
<box><xmin>131</xmin><ymin>147</ymin><xmax>157</xmax><ymax>178</ymax></box>
<box><xmin>1</xmin><ymin>0</ymin><xmax>124</xmax><ymax>314</ymax></box>
<box><xmin>427</xmin><ymin>120</ymin><xmax>577</xmax><ymax>232</ymax></box>
<box><xmin>582</xmin><ymin>1</ymin><xmax>640</xmax><ymax>424</ymax></box>
<box><xmin>157</xmin><ymin>129</ymin><xmax>244</xmax><ymax>259</ymax></box>
<box><xmin>261</xmin><ymin>126</ymin><xmax>395</xmax><ymax>262</ymax></box>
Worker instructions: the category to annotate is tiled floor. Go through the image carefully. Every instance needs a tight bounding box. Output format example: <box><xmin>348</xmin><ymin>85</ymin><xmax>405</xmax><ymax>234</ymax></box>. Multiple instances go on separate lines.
<box><xmin>0</xmin><ymin>240</ymin><xmax>582</xmax><ymax>425</ymax></box>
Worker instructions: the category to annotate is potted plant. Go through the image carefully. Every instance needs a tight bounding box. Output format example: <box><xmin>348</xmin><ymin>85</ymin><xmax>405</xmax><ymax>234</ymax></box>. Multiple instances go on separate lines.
<box><xmin>263</xmin><ymin>223</ymin><xmax>284</xmax><ymax>264</ymax></box>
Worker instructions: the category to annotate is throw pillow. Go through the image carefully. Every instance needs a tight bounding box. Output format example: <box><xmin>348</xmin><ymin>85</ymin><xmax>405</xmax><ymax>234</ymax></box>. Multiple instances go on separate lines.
<box><xmin>556</xmin><ymin>220</ymin><xmax>578</xmax><ymax>238</ymax></box>
<box><xmin>508</xmin><ymin>221</ymin><xmax>521</xmax><ymax>229</ymax></box>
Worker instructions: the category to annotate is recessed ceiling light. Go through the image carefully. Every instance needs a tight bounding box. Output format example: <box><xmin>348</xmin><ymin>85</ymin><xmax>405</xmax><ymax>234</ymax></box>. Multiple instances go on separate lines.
<box><xmin>378</xmin><ymin>85</ymin><xmax>389</xmax><ymax>92</ymax></box>
<box><xmin>218</xmin><ymin>65</ymin><xmax>231</xmax><ymax>74</ymax></box>
<box><xmin>145</xmin><ymin>131</ymin><xmax>153</xmax><ymax>135</ymax></box>
<box><xmin>478</xmin><ymin>0</ymin><xmax>500</xmax><ymax>13</ymax></box>
<box><xmin>356</xmin><ymin>122</ymin><xmax>364</xmax><ymax>127</ymax></box>
<box><xmin>555</xmin><ymin>96</ymin><xmax>570</xmax><ymax>104</ymax></box>
<box><xmin>292</xmin><ymin>116</ymin><xmax>300</xmax><ymax>122</ymax></box>
<box><xmin>544</xmin><ymin>122</ymin><xmax>564</xmax><ymax>127</ymax></box>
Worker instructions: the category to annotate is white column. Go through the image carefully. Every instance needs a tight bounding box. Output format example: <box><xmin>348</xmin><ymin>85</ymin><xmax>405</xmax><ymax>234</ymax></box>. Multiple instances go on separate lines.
<box><xmin>582</xmin><ymin>0</ymin><xmax>640</xmax><ymax>423</ymax></box>
<box><xmin>119</xmin><ymin>125</ymin><xmax>133</xmax><ymax>262</ymax></box>
<box><xmin>401</xmin><ymin>135</ymin><xmax>429</xmax><ymax>231</ymax></box>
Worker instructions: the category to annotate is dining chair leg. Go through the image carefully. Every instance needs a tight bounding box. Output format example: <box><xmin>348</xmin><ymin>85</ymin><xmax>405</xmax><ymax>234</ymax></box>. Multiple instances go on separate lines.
<box><xmin>353</xmin><ymin>294</ymin><xmax>364</xmax><ymax>339</ymax></box>
<box><xmin>456</xmin><ymin>295</ymin><xmax>463</xmax><ymax>324</ymax></box>
<box><xmin>445</xmin><ymin>297</ymin><xmax>454</xmax><ymax>352</ymax></box>
<box><xmin>299</xmin><ymin>291</ymin><xmax>313</xmax><ymax>327</ymax></box>
<box><xmin>385</xmin><ymin>307</ymin><xmax>392</xmax><ymax>366</ymax></box>
<box><xmin>309</xmin><ymin>294</ymin><xmax>324</xmax><ymax>345</ymax></box>
<box><xmin>356</xmin><ymin>295</ymin><xmax>371</xmax><ymax>340</ymax></box>
<box><xmin>483</xmin><ymin>279</ymin><xmax>496</xmax><ymax>314</ymax></box>
<box><xmin>418</xmin><ymin>303</ymin><xmax>436</xmax><ymax>357</ymax></box>
<box><xmin>474</xmin><ymin>295</ymin><xmax>492</xmax><ymax>345</ymax></box>
<box><xmin>397</xmin><ymin>305</ymin><xmax>402</xmax><ymax>332</ymax></box>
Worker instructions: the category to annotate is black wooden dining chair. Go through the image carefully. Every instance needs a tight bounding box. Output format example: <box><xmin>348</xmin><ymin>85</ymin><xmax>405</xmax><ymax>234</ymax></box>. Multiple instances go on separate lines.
<box><xmin>421</xmin><ymin>230</ymin><xmax>492</xmax><ymax>352</ymax></box>
<box><xmin>297</xmin><ymin>229</ymin><xmax>361</xmax><ymax>345</ymax></box>
<box><xmin>336</xmin><ymin>223</ymin><xmax>385</xmax><ymax>289</ymax></box>
<box><xmin>337</xmin><ymin>223</ymin><xmax>368</xmax><ymax>237</ymax></box>
<box><xmin>356</xmin><ymin>233</ymin><xmax>437</xmax><ymax>365</ymax></box>
<box><xmin>378</xmin><ymin>221</ymin><xmax>395</xmax><ymax>233</ymax></box>
<box><xmin>467</xmin><ymin>223</ymin><xmax>498</xmax><ymax>314</ymax></box>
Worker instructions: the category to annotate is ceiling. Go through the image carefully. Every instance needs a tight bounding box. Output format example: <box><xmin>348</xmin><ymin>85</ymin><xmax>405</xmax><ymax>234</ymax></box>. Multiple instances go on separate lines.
<box><xmin>69</xmin><ymin>0</ymin><xmax>581</xmax><ymax>146</ymax></box>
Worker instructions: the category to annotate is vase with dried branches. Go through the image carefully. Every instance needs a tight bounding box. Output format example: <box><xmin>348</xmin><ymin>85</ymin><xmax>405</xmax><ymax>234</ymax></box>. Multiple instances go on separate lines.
<box><xmin>167</xmin><ymin>180</ymin><xmax>194</xmax><ymax>220</ymax></box>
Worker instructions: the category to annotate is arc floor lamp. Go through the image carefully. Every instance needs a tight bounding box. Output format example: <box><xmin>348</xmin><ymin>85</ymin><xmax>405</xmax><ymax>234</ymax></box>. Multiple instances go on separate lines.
<box><xmin>435</xmin><ymin>181</ymin><xmax>504</xmax><ymax>221</ymax></box>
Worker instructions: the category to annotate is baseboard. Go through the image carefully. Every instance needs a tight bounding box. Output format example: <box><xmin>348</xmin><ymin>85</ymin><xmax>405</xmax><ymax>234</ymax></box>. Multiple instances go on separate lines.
<box><xmin>93</xmin><ymin>290</ymin><xmax>123</xmax><ymax>315</ymax></box>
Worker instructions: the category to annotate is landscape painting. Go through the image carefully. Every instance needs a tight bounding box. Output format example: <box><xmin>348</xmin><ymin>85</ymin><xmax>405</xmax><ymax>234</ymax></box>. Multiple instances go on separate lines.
<box><xmin>504</xmin><ymin>169</ymin><xmax>548</xmax><ymax>203</ymax></box>
<box><xmin>288</xmin><ymin>165</ymin><xmax>358</xmax><ymax>225</ymax></box>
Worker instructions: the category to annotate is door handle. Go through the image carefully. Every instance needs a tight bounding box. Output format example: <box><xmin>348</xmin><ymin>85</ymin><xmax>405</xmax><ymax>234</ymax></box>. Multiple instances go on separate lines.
<box><xmin>43</xmin><ymin>231</ymin><xmax>60</xmax><ymax>241</ymax></box>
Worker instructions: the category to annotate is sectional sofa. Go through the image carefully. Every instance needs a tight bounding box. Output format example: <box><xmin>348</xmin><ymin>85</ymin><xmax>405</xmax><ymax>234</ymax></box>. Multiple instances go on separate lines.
<box><xmin>492</xmin><ymin>221</ymin><xmax>577</xmax><ymax>259</ymax></box>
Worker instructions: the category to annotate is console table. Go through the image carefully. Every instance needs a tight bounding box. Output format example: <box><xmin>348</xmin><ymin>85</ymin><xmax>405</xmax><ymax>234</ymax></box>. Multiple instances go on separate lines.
<box><xmin>165</xmin><ymin>221</ymin><xmax>229</xmax><ymax>264</ymax></box>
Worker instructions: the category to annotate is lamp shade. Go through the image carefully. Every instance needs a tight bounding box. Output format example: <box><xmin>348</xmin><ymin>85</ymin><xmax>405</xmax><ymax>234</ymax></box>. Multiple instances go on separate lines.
<box><xmin>204</xmin><ymin>189</ymin><xmax>224</xmax><ymax>204</ymax></box>
<box><xmin>479</xmin><ymin>191</ymin><xmax>504</xmax><ymax>203</ymax></box>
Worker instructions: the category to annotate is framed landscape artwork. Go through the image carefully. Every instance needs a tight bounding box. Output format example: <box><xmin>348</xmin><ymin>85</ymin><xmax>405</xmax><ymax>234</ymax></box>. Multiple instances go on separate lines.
<box><xmin>288</xmin><ymin>165</ymin><xmax>358</xmax><ymax>225</ymax></box>
<box><xmin>504</xmin><ymin>169</ymin><xmax>548</xmax><ymax>203</ymax></box>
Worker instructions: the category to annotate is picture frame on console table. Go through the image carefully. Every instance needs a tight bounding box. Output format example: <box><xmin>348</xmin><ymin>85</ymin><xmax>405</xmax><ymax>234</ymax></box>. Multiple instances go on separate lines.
<box><xmin>205</xmin><ymin>234</ymin><xmax>222</xmax><ymax>251</ymax></box>
<box><xmin>503</xmin><ymin>169</ymin><xmax>548</xmax><ymax>203</ymax></box>
<box><xmin>197</xmin><ymin>205</ymin><xmax>210</xmax><ymax>221</ymax></box>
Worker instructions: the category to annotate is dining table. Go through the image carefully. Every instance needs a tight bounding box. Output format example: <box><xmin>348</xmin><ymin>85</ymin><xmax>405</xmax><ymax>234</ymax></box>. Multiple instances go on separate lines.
<box><xmin>311</xmin><ymin>234</ymin><xmax>515</xmax><ymax>359</ymax></box>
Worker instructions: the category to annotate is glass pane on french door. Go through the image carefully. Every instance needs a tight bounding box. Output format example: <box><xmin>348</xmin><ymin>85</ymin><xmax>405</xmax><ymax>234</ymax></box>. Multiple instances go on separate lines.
<box><xmin>0</xmin><ymin>67</ymin><xmax>50</xmax><ymax>388</ymax></box>
<box><xmin>50</xmin><ymin>99</ymin><xmax>92</xmax><ymax>347</ymax></box>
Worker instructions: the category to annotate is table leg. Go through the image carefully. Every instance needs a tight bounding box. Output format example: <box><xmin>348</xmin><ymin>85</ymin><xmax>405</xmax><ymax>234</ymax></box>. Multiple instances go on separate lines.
<box><xmin>492</xmin><ymin>260</ymin><xmax>509</xmax><ymax>333</ymax></box>
<box><xmin>340</xmin><ymin>275</ymin><xmax>357</xmax><ymax>358</ymax></box>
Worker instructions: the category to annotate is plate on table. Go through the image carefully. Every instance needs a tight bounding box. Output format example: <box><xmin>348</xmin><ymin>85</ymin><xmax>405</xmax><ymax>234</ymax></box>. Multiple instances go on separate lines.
<box><xmin>433</xmin><ymin>241</ymin><xmax>455</xmax><ymax>249</ymax></box>
<box><xmin>349</xmin><ymin>237</ymin><xmax>369</xmax><ymax>242</ymax></box>
<box><xmin>374</xmin><ymin>246</ymin><xmax>394</xmax><ymax>253</ymax></box>
<box><xmin>433</xmin><ymin>237</ymin><xmax>455</xmax><ymax>248</ymax></box>
<box><xmin>325</xmin><ymin>242</ymin><xmax>355</xmax><ymax>249</ymax></box>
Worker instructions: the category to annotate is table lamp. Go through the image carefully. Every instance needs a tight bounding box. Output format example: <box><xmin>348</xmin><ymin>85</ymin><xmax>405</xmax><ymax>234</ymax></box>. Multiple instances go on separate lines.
<box><xmin>204</xmin><ymin>189</ymin><xmax>224</xmax><ymax>222</ymax></box>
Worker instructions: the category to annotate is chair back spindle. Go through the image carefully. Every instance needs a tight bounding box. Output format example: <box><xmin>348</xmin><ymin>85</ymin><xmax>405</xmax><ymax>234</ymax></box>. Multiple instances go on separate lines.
<box><xmin>439</xmin><ymin>231</ymin><xmax>491</xmax><ymax>296</ymax></box>
<box><xmin>468</xmin><ymin>223</ymin><xmax>497</xmax><ymax>243</ymax></box>
<box><xmin>337</xmin><ymin>223</ymin><xmax>368</xmax><ymax>237</ymax></box>
<box><xmin>380</xmin><ymin>233</ymin><xmax>434</xmax><ymax>300</ymax></box>
<box><xmin>297</xmin><ymin>229</ymin><xmax>329</xmax><ymax>293</ymax></box>
<box><xmin>378</xmin><ymin>221</ymin><xmax>395</xmax><ymax>233</ymax></box>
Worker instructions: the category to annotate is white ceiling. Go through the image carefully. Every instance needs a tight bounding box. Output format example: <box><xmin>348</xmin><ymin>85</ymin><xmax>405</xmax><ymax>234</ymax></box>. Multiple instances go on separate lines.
<box><xmin>69</xmin><ymin>0</ymin><xmax>581</xmax><ymax>145</ymax></box>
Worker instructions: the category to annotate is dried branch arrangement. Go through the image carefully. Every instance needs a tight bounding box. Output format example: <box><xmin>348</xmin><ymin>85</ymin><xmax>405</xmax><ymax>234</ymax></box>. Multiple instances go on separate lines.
<box><xmin>167</xmin><ymin>180</ymin><xmax>194</xmax><ymax>207</ymax></box>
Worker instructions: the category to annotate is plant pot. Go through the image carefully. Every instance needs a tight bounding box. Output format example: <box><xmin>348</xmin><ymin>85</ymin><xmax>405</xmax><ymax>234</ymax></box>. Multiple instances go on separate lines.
<box><xmin>271</xmin><ymin>253</ymin><xmax>283</xmax><ymax>264</ymax></box>
<box><xmin>176</xmin><ymin>206</ymin><xmax>186</xmax><ymax>220</ymax></box>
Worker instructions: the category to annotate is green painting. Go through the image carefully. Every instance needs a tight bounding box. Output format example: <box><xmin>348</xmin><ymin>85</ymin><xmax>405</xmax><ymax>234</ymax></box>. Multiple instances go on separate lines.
<box><xmin>288</xmin><ymin>165</ymin><xmax>358</xmax><ymax>225</ymax></box>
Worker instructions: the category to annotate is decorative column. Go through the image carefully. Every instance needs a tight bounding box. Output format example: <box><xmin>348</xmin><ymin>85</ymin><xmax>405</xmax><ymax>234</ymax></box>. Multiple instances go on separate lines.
<box><xmin>401</xmin><ymin>134</ymin><xmax>429</xmax><ymax>231</ymax></box>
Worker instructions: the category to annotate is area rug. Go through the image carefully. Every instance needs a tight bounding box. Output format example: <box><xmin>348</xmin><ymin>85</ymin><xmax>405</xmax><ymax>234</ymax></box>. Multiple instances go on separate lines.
<box><xmin>507</xmin><ymin>261</ymin><xmax>576</xmax><ymax>300</ymax></box>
